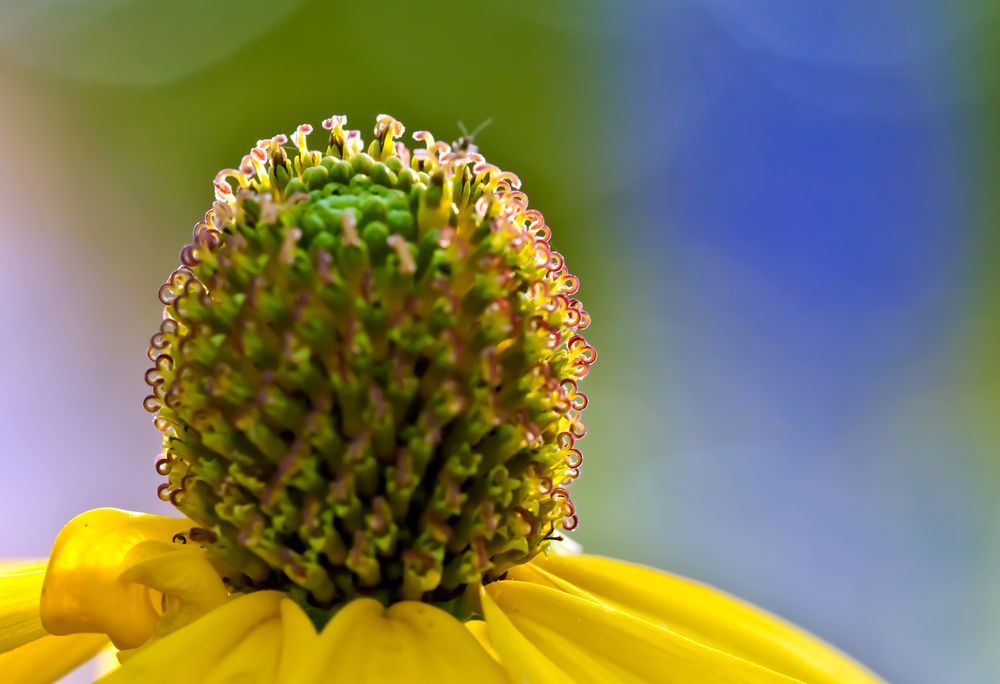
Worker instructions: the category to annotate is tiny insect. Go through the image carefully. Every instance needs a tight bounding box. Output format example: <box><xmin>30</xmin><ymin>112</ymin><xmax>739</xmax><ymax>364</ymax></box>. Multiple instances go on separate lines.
<box><xmin>452</xmin><ymin>118</ymin><xmax>493</xmax><ymax>153</ymax></box>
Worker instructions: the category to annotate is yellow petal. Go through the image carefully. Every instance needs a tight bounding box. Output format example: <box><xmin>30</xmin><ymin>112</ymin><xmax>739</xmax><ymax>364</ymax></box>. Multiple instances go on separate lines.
<box><xmin>0</xmin><ymin>560</ymin><xmax>46</xmax><ymax>654</ymax></box>
<box><xmin>41</xmin><ymin>508</ymin><xmax>192</xmax><ymax>649</ymax></box>
<box><xmin>95</xmin><ymin>645</ymin><xmax>122</xmax><ymax>678</ymax></box>
<box><xmin>118</xmin><ymin>540</ymin><xmax>228</xmax><ymax>636</ymax></box>
<box><xmin>287</xmin><ymin>598</ymin><xmax>511</xmax><ymax>683</ymax></box>
<box><xmin>487</xmin><ymin>579</ymin><xmax>807</xmax><ymax>684</ymax></box>
<box><xmin>203</xmin><ymin>617</ymin><xmax>283</xmax><ymax>684</ymax></box>
<box><xmin>0</xmin><ymin>633</ymin><xmax>108</xmax><ymax>684</ymax></box>
<box><xmin>464</xmin><ymin>619</ymin><xmax>501</xmax><ymax>663</ymax></box>
<box><xmin>99</xmin><ymin>590</ymin><xmax>284</xmax><ymax>684</ymax></box>
<box><xmin>274</xmin><ymin>599</ymin><xmax>319</xmax><ymax>682</ymax></box>
<box><xmin>479</xmin><ymin>587</ymin><xmax>569</xmax><ymax>684</ymax></box>
<box><xmin>522</xmin><ymin>553</ymin><xmax>883</xmax><ymax>684</ymax></box>
<box><xmin>0</xmin><ymin>560</ymin><xmax>44</xmax><ymax>572</ymax></box>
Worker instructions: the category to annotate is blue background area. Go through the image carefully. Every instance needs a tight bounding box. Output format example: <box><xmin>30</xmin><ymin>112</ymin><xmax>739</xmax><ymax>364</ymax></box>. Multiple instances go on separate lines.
<box><xmin>590</xmin><ymin>2</ymin><xmax>994</xmax><ymax>681</ymax></box>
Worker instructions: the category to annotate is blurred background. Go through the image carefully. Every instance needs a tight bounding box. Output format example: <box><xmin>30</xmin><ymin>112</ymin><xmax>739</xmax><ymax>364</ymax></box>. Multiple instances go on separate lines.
<box><xmin>1</xmin><ymin>0</ymin><xmax>997</xmax><ymax>681</ymax></box>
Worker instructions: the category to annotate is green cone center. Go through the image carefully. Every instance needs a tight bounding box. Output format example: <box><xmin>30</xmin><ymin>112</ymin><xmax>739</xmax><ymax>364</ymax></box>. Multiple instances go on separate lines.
<box><xmin>144</xmin><ymin>116</ymin><xmax>594</xmax><ymax>612</ymax></box>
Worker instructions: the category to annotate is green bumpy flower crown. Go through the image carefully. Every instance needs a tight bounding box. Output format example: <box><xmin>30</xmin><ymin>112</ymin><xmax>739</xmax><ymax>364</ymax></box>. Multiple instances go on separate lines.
<box><xmin>144</xmin><ymin>115</ymin><xmax>594</xmax><ymax>614</ymax></box>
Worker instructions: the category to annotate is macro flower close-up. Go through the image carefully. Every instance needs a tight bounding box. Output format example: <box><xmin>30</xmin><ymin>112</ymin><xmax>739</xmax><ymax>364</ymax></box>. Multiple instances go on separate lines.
<box><xmin>3</xmin><ymin>2</ymin><xmax>999</xmax><ymax>683</ymax></box>
<box><xmin>0</xmin><ymin>116</ymin><xmax>884</xmax><ymax>682</ymax></box>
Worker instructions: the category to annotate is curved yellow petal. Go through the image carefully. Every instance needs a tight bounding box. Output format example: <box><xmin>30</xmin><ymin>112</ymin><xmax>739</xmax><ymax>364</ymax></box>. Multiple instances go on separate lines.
<box><xmin>0</xmin><ymin>560</ymin><xmax>47</xmax><ymax>654</ymax></box>
<box><xmin>118</xmin><ymin>540</ymin><xmax>228</xmax><ymax>637</ymax></box>
<box><xmin>95</xmin><ymin>645</ymin><xmax>122</xmax><ymax>678</ymax></box>
<box><xmin>487</xmin><ymin>579</ymin><xmax>808</xmax><ymax>684</ymax></box>
<box><xmin>464</xmin><ymin>619</ymin><xmax>501</xmax><ymax>663</ymax></box>
<box><xmin>203</xmin><ymin>617</ymin><xmax>283</xmax><ymax>684</ymax></box>
<box><xmin>274</xmin><ymin>599</ymin><xmax>319</xmax><ymax>682</ymax></box>
<box><xmin>521</xmin><ymin>553</ymin><xmax>883</xmax><ymax>684</ymax></box>
<box><xmin>100</xmin><ymin>590</ymin><xmax>284</xmax><ymax>683</ymax></box>
<box><xmin>0</xmin><ymin>633</ymin><xmax>108</xmax><ymax>684</ymax></box>
<box><xmin>41</xmin><ymin>508</ymin><xmax>193</xmax><ymax>649</ymax></box>
<box><xmin>480</xmin><ymin>586</ymin><xmax>570</xmax><ymax>684</ymax></box>
<box><xmin>287</xmin><ymin>598</ymin><xmax>510</xmax><ymax>683</ymax></box>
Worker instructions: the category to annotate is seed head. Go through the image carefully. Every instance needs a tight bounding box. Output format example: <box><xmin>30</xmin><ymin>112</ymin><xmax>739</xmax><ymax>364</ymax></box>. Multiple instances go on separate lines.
<box><xmin>144</xmin><ymin>115</ymin><xmax>595</xmax><ymax>614</ymax></box>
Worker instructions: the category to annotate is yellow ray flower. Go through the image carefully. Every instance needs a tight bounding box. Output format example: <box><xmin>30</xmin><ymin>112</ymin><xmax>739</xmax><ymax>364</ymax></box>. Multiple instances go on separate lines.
<box><xmin>1</xmin><ymin>116</ymin><xmax>884</xmax><ymax>683</ymax></box>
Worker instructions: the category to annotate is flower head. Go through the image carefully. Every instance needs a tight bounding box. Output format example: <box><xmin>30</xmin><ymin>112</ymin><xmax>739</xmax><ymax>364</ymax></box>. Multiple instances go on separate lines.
<box><xmin>0</xmin><ymin>115</ymin><xmax>884</xmax><ymax>684</ymax></box>
<box><xmin>143</xmin><ymin>115</ymin><xmax>594</xmax><ymax>615</ymax></box>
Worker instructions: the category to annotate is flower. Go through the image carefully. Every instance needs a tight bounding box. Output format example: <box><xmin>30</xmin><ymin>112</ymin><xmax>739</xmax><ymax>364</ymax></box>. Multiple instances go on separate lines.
<box><xmin>1</xmin><ymin>115</ymin><xmax>883</xmax><ymax>683</ymax></box>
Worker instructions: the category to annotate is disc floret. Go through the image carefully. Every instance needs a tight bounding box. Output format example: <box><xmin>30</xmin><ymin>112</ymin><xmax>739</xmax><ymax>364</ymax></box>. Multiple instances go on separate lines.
<box><xmin>144</xmin><ymin>115</ymin><xmax>595</xmax><ymax>613</ymax></box>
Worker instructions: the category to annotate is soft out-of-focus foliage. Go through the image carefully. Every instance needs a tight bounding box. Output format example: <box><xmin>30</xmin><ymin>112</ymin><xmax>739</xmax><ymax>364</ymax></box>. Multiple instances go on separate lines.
<box><xmin>0</xmin><ymin>0</ymin><xmax>307</xmax><ymax>84</ymax></box>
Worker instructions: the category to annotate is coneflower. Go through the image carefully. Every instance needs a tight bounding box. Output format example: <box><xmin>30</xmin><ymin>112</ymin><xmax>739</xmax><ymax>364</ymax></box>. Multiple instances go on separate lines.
<box><xmin>0</xmin><ymin>116</ymin><xmax>882</xmax><ymax>684</ymax></box>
